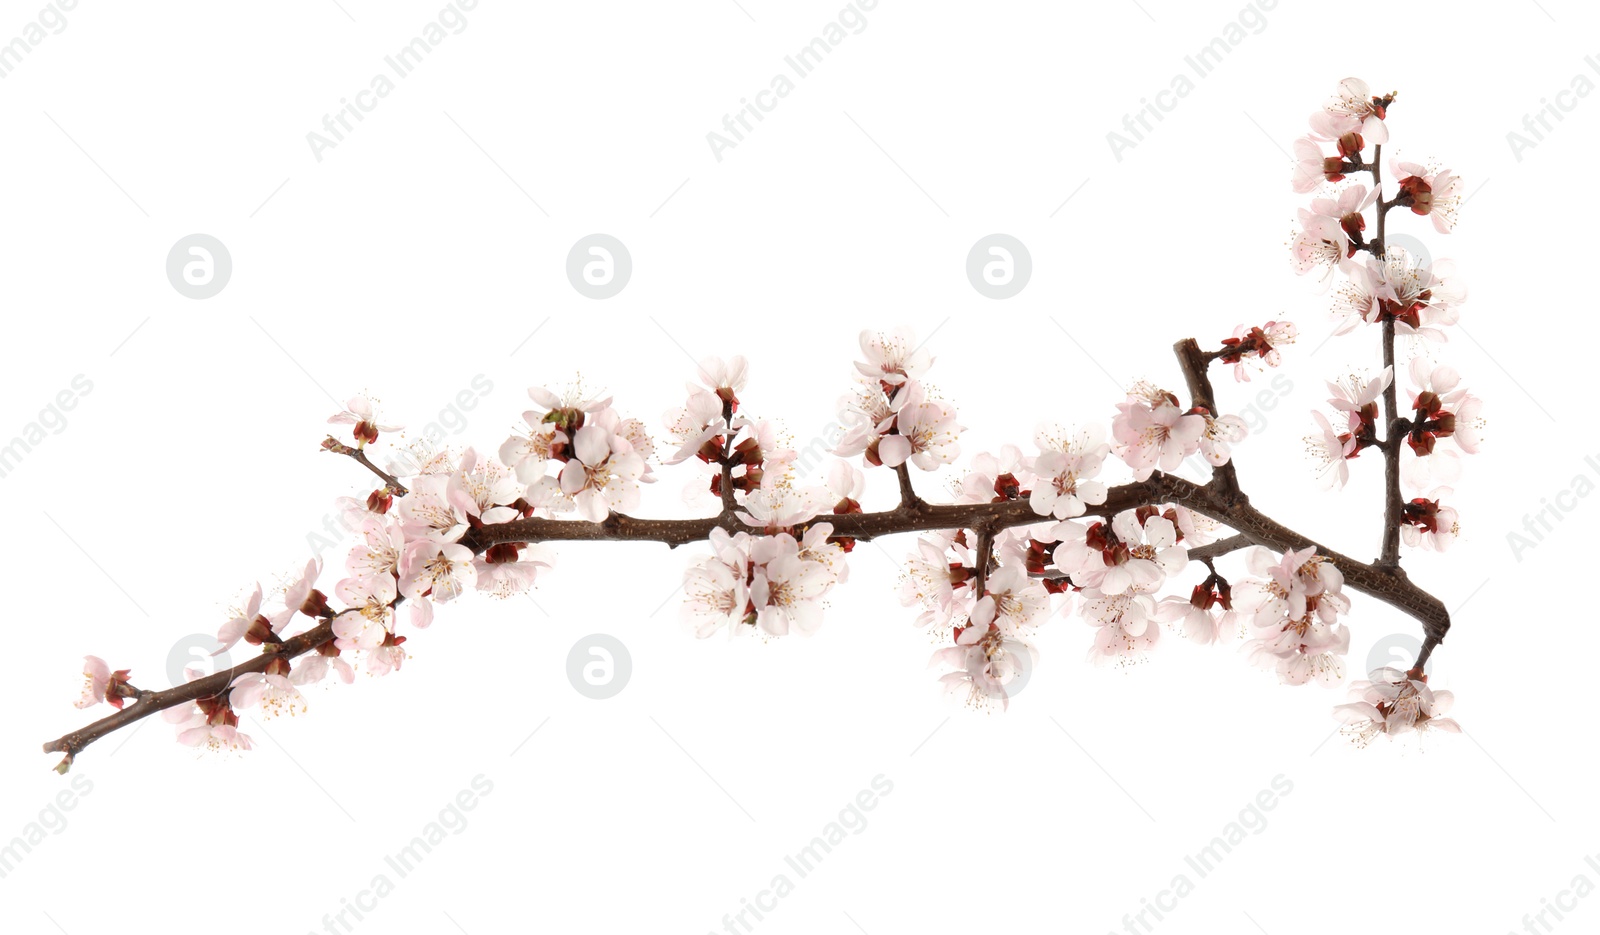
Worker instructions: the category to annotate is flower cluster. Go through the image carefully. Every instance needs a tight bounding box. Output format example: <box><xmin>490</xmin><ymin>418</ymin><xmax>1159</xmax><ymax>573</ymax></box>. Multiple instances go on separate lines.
<box><xmin>835</xmin><ymin>328</ymin><xmax>961</xmax><ymax>471</ymax></box>
<box><xmin>1218</xmin><ymin>321</ymin><xmax>1297</xmax><ymax>383</ymax></box>
<box><xmin>1292</xmin><ymin>76</ymin><xmax>1482</xmax><ymax>553</ymax></box>
<box><xmin>1333</xmin><ymin>667</ymin><xmax>1459</xmax><ymax>745</ymax></box>
<box><xmin>55</xmin><ymin>79</ymin><xmax>1475</xmax><ymax>769</ymax></box>
<box><xmin>681</xmin><ymin>522</ymin><xmax>849</xmax><ymax>640</ymax></box>
<box><xmin>1236</xmin><ymin>547</ymin><xmax>1351</xmax><ymax>686</ymax></box>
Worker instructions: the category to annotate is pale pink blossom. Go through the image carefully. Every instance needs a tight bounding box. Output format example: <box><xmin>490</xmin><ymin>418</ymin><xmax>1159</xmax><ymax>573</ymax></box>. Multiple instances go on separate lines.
<box><xmin>683</xmin><ymin>529</ymin><xmax>754</xmax><ymax>639</ymax></box>
<box><xmin>1305</xmin><ymin>411</ymin><xmax>1356</xmax><ymax>490</ymax></box>
<box><xmin>229</xmin><ymin>672</ymin><xmax>308</xmax><ymax>719</ymax></box>
<box><xmin>1111</xmin><ymin>386</ymin><xmax>1205</xmax><ymax>481</ymax></box>
<box><xmin>1198</xmin><ymin>414</ymin><xmax>1248</xmax><ymax>466</ymax></box>
<box><xmin>970</xmin><ymin>566</ymin><xmax>1049</xmax><ymax>636</ymax></box>
<box><xmin>364</xmin><ymin>635</ymin><xmax>408</xmax><ymax>677</ymax></box>
<box><xmin>74</xmin><ymin>656</ymin><xmax>114</xmax><ymax>709</ymax></box>
<box><xmin>737</xmin><ymin>485</ymin><xmax>828</xmax><ymax>533</ymax></box>
<box><xmin>662</xmin><ymin>389</ymin><xmax>725</xmax><ymax>466</ymax></box>
<box><xmin>290</xmin><ymin>650</ymin><xmax>355</xmax><ymax>687</ymax></box>
<box><xmin>1390</xmin><ymin>157</ymin><xmax>1463</xmax><ymax>234</ymax></box>
<box><xmin>499</xmin><ymin>419</ymin><xmax>568</xmax><ymax>483</ymax></box>
<box><xmin>855</xmin><ymin>327</ymin><xmax>931</xmax><ymax>386</ymax></box>
<box><xmin>1235</xmin><ymin>547</ymin><xmax>1351</xmax><ymax>686</ymax></box>
<box><xmin>1292</xmin><ymin>137</ymin><xmax>1339</xmax><ymax>193</ymax></box>
<box><xmin>1334</xmin><ymin>668</ymin><xmax>1459</xmax><ymax>745</ymax></box>
<box><xmin>826</xmin><ymin>460</ymin><xmax>866</xmax><ymax>507</ymax></box>
<box><xmin>750</xmin><ymin>554</ymin><xmax>831</xmax><ymax>636</ymax></box>
<box><xmin>956</xmin><ymin>445</ymin><xmax>1029</xmax><ymax>504</ymax></box>
<box><xmin>333</xmin><ymin>575</ymin><xmax>396</xmax><ymax>650</ymax></box>
<box><xmin>697</xmin><ymin>355</ymin><xmax>749</xmax><ymax>396</ymax></box>
<box><xmin>1156</xmin><ymin>584</ymin><xmax>1239</xmax><ymax>645</ymax></box>
<box><xmin>214</xmin><ymin>583</ymin><xmax>265</xmax><ymax>655</ymax></box>
<box><xmin>1081</xmin><ymin>587</ymin><xmax>1160</xmax><ymax>666</ymax></box>
<box><xmin>1028</xmin><ymin>425</ymin><xmax>1108</xmax><ymax>519</ymax></box>
<box><xmin>526</xmin><ymin>382</ymin><xmax>611</xmax><ymax>420</ymax></box>
<box><xmin>396</xmin><ymin>475</ymin><xmax>469</xmax><ymax>543</ymax></box>
<box><xmin>1291</xmin><ymin>214</ymin><xmax>1348</xmax><ymax>282</ymax></box>
<box><xmin>929</xmin><ymin>622</ymin><xmax>1035</xmax><ymax>710</ymax></box>
<box><xmin>270</xmin><ymin>557</ymin><xmax>327</xmax><ymax>636</ymax></box>
<box><xmin>347</xmin><ymin>517</ymin><xmax>404</xmax><ymax>584</ymax></box>
<box><xmin>879</xmin><ymin>400</ymin><xmax>961</xmax><ymax>471</ymax></box>
<box><xmin>1316</xmin><ymin>76</ymin><xmax>1390</xmax><ymax>147</ymax></box>
<box><xmin>558</xmin><ymin>425</ymin><xmax>645</xmax><ymax>521</ymax></box>
<box><xmin>1400</xmin><ymin>487</ymin><xmax>1460</xmax><ymax>552</ymax></box>
<box><xmin>898</xmin><ymin>532</ymin><xmax>970</xmax><ymax>630</ymax></box>
<box><xmin>449</xmin><ymin>448</ymin><xmax>525</xmax><ymax>524</ymax></box>
<box><xmin>399</xmin><ymin>539</ymin><xmax>476</xmax><ymax>603</ymax></box>
<box><xmin>328</xmin><ymin>394</ymin><xmax>401</xmax><ymax>446</ymax></box>
<box><xmin>473</xmin><ymin>542</ymin><xmax>557</xmax><ymax>598</ymax></box>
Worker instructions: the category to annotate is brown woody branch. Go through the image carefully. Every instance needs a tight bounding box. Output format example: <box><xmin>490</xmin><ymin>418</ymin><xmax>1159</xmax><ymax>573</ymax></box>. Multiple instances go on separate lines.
<box><xmin>46</xmin><ymin>339</ymin><xmax>1453</xmax><ymax>767</ymax></box>
<box><xmin>42</xmin><ymin>620</ymin><xmax>336</xmax><ymax>766</ymax></box>
<box><xmin>1175</xmin><ymin>338</ymin><xmax>1243</xmax><ymax>504</ymax></box>
<box><xmin>322</xmin><ymin>437</ymin><xmax>409</xmax><ymax>495</ymax></box>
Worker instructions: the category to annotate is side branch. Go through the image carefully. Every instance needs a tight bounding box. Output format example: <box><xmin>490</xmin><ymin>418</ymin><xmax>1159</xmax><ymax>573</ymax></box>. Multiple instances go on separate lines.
<box><xmin>323</xmin><ymin>438</ymin><xmax>409</xmax><ymax>495</ymax></box>
<box><xmin>465</xmin><ymin>473</ymin><xmax>1449</xmax><ymax>641</ymax></box>
<box><xmin>1173</xmin><ymin>338</ymin><xmax>1243</xmax><ymax>503</ymax></box>
<box><xmin>43</xmin><ymin>620</ymin><xmax>336</xmax><ymax>761</ymax></box>
<box><xmin>1378</xmin><ymin>318</ymin><xmax>1404</xmax><ymax>566</ymax></box>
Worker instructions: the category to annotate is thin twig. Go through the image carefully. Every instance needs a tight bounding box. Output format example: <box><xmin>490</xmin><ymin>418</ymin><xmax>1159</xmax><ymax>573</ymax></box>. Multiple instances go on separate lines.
<box><xmin>322</xmin><ymin>437</ymin><xmax>409</xmax><ymax>495</ymax></box>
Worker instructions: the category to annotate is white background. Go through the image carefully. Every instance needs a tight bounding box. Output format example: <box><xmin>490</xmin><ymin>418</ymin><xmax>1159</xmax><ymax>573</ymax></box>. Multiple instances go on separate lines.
<box><xmin>0</xmin><ymin>1</ymin><xmax>1591</xmax><ymax>933</ymax></box>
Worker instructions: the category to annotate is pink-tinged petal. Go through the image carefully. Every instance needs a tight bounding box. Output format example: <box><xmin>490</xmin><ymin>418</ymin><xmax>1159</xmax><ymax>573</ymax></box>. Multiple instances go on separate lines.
<box><xmin>575</xmin><ymin>489</ymin><xmax>607</xmax><ymax>522</ymax></box>
<box><xmin>573</xmin><ymin>425</ymin><xmax>610</xmax><ymax>466</ymax></box>
<box><xmin>213</xmin><ymin>619</ymin><xmax>247</xmax><ymax>655</ymax></box>
<box><xmin>789</xmin><ymin>601</ymin><xmax>824</xmax><ymax>636</ymax></box>
<box><xmin>1100</xmin><ymin>565</ymin><xmax>1131</xmax><ymax>595</ymax></box>
<box><xmin>1361</xmin><ymin>114</ymin><xmax>1388</xmax><ymax>145</ymax></box>
<box><xmin>878</xmin><ymin>434</ymin><xmax>912</xmax><ymax>467</ymax></box>
<box><xmin>757</xmin><ymin>607</ymin><xmax>789</xmax><ymax>636</ymax></box>
<box><xmin>243</xmin><ymin>584</ymin><xmax>263</xmax><ymax>618</ymax></box>
<box><xmin>176</xmin><ymin>727</ymin><xmax>211</xmax><ymax>747</ymax></box>
<box><xmin>559</xmin><ymin>461</ymin><xmax>587</xmax><ymax>496</ymax></box>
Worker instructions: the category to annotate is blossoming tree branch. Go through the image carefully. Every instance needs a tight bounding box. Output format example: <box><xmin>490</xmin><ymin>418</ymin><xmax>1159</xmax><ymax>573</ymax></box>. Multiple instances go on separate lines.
<box><xmin>45</xmin><ymin>78</ymin><xmax>1479</xmax><ymax>771</ymax></box>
